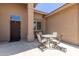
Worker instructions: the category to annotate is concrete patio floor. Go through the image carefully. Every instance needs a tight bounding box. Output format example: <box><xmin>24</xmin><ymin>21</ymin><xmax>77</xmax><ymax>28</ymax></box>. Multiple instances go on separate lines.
<box><xmin>0</xmin><ymin>40</ymin><xmax>79</xmax><ymax>56</ymax></box>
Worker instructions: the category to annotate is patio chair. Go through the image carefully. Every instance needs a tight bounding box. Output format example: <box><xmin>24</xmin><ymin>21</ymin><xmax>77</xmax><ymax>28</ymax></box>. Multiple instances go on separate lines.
<box><xmin>50</xmin><ymin>32</ymin><xmax>67</xmax><ymax>52</ymax></box>
<box><xmin>50</xmin><ymin>32</ymin><xmax>62</xmax><ymax>44</ymax></box>
<box><xmin>36</xmin><ymin>33</ymin><xmax>48</xmax><ymax>51</ymax></box>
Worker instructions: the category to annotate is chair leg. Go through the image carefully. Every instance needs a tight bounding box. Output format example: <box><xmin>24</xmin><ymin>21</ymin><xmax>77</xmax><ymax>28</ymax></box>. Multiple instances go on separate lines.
<box><xmin>38</xmin><ymin>45</ymin><xmax>44</xmax><ymax>52</ymax></box>
<box><xmin>54</xmin><ymin>45</ymin><xmax>67</xmax><ymax>52</ymax></box>
<box><xmin>52</xmin><ymin>43</ymin><xmax>58</xmax><ymax>48</ymax></box>
<box><xmin>58</xmin><ymin>46</ymin><xmax>67</xmax><ymax>52</ymax></box>
<box><xmin>51</xmin><ymin>43</ymin><xmax>67</xmax><ymax>52</ymax></box>
<box><xmin>38</xmin><ymin>44</ymin><xmax>47</xmax><ymax>52</ymax></box>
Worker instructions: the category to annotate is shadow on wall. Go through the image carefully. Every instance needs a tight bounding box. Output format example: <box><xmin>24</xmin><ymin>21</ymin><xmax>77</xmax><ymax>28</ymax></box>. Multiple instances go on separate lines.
<box><xmin>0</xmin><ymin>41</ymin><xmax>38</xmax><ymax>56</ymax></box>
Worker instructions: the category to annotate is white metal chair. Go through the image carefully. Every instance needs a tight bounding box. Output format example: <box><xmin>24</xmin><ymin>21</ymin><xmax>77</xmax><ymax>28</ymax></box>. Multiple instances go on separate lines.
<box><xmin>36</xmin><ymin>33</ymin><xmax>48</xmax><ymax>51</ymax></box>
<box><xmin>50</xmin><ymin>32</ymin><xmax>67</xmax><ymax>52</ymax></box>
<box><xmin>50</xmin><ymin>32</ymin><xmax>62</xmax><ymax>44</ymax></box>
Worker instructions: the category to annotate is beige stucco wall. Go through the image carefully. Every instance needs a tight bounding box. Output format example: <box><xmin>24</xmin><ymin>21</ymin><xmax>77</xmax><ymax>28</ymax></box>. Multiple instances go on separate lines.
<box><xmin>0</xmin><ymin>4</ymin><xmax>28</xmax><ymax>41</ymax></box>
<box><xmin>77</xmin><ymin>4</ymin><xmax>79</xmax><ymax>44</ymax></box>
<box><xmin>34</xmin><ymin>12</ymin><xmax>44</xmax><ymax>20</ymax></box>
<box><xmin>46</xmin><ymin>4</ymin><xmax>79</xmax><ymax>45</ymax></box>
<box><xmin>27</xmin><ymin>4</ymin><xmax>34</xmax><ymax>41</ymax></box>
<box><xmin>34</xmin><ymin>12</ymin><xmax>46</xmax><ymax>33</ymax></box>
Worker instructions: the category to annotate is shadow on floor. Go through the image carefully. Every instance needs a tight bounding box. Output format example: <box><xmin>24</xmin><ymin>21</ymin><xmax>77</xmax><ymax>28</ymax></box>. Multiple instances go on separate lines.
<box><xmin>61</xmin><ymin>41</ymin><xmax>79</xmax><ymax>49</ymax></box>
<box><xmin>0</xmin><ymin>40</ymin><xmax>38</xmax><ymax>56</ymax></box>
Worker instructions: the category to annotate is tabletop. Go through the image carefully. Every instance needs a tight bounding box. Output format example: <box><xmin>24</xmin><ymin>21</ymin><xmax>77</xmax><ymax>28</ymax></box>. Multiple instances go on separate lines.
<box><xmin>42</xmin><ymin>34</ymin><xmax>54</xmax><ymax>38</ymax></box>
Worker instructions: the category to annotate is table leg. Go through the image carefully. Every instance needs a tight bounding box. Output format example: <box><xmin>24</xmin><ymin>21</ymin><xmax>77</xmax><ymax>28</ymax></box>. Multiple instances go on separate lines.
<box><xmin>48</xmin><ymin>38</ymin><xmax>51</xmax><ymax>48</ymax></box>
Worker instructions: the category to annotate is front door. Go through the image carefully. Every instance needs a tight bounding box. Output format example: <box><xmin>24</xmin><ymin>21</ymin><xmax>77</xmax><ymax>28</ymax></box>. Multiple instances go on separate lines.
<box><xmin>10</xmin><ymin>21</ymin><xmax>21</xmax><ymax>42</ymax></box>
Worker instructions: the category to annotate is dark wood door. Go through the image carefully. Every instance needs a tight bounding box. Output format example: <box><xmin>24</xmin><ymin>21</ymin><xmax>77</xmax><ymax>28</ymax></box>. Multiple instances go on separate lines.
<box><xmin>10</xmin><ymin>21</ymin><xmax>21</xmax><ymax>42</ymax></box>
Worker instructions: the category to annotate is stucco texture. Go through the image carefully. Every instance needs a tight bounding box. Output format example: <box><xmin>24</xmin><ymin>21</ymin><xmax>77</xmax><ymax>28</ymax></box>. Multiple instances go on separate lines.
<box><xmin>0</xmin><ymin>4</ymin><xmax>28</xmax><ymax>41</ymax></box>
<box><xmin>34</xmin><ymin>12</ymin><xmax>46</xmax><ymax>33</ymax></box>
<box><xmin>46</xmin><ymin>4</ymin><xmax>79</xmax><ymax>45</ymax></box>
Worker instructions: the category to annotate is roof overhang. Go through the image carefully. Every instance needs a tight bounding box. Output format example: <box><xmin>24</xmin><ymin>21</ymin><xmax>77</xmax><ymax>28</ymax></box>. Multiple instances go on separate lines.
<box><xmin>34</xmin><ymin>9</ymin><xmax>47</xmax><ymax>15</ymax></box>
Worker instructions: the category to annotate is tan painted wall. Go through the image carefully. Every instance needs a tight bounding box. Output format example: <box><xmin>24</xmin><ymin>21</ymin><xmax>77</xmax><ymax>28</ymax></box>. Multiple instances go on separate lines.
<box><xmin>34</xmin><ymin>12</ymin><xmax>46</xmax><ymax>33</ymax></box>
<box><xmin>77</xmin><ymin>4</ymin><xmax>79</xmax><ymax>44</ymax></box>
<box><xmin>34</xmin><ymin>12</ymin><xmax>44</xmax><ymax>20</ymax></box>
<box><xmin>0</xmin><ymin>4</ymin><xmax>28</xmax><ymax>41</ymax></box>
<box><xmin>27</xmin><ymin>4</ymin><xmax>34</xmax><ymax>41</ymax></box>
<box><xmin>46</xmin><ymin>4</ymin><xmax>79</xmax><ymax>45</ymax></box>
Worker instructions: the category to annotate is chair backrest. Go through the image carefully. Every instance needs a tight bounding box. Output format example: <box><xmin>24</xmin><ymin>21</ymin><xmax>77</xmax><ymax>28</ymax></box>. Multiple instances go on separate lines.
<box><xmin>36</xmin><ymin>33</ymin><xmax>42</xmax><ymax>43</ymax></box>
<box><xmin>52</xmin><ymin>32</ymin><xmax>58</xmax><ymax>37</ymax></box>
<box><xmin>38</xmin><ymin>32</ymin><xmax>42</xmax><ymax>35</ymax></box>
<box><xmin>52</xmin><ymin>32</ymin><xmax>62</xmax><ymax>41</ymax></box>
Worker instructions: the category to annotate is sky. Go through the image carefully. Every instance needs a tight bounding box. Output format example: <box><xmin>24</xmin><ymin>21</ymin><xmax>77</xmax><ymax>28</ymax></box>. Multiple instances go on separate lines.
<box><xmin>35</xmin><ymin>3</ymin><xmax>65</xmax><ymax>13</ymax></box>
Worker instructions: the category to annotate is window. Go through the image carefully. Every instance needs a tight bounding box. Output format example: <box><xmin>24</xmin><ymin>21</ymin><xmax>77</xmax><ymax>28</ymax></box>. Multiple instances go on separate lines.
<box><xmin>37</xmin><ymin>22</ymin><xmax>41</xmax><ymax>30</ymax></box>
<box><xmin>34</xmin><ymin>20</ymin><xmax>42</xmax><ymax>31</ymax></box>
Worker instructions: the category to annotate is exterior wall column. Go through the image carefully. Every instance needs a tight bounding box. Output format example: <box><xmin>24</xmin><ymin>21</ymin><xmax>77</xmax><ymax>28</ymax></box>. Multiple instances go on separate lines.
<box><xmin>27</xmin><ymin>3</ymin><xmax>34</xmax><ymax>41</ymax></box>
<box><xmin>43</xmin><ymin>18</ymin><xmax>46</xmax><ymax>33</ymax></box>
